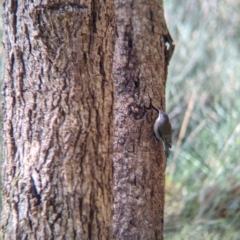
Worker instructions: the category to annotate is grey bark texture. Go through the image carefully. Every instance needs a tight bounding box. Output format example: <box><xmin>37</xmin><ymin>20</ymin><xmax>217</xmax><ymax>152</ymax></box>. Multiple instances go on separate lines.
<box><xmin>1</xmin><ymin>0</ymin><xmax>172</xmax><ymax>239</ymax></box>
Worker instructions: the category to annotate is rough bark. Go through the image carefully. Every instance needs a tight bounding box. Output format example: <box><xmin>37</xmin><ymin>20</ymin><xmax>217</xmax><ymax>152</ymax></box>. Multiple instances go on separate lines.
<box><xmin>2</xmin><ymin>0</ymin><xmax>115</xmax><ymax>239</ymax></box>
<box><xmin>1</xmin><ymin>0</ymin><xmax>172</xmax><ymax>239</ymax></box>
<box><xmin>113</xmin><ymin>0</ymin><xmax>171</xmax><ymax>239</ymax></box>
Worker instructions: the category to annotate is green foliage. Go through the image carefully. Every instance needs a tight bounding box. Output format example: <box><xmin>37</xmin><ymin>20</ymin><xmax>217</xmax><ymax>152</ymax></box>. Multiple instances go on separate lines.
<box><xmin>164</xmin><ymin>0</ymin><xmax>240</xmax><ymax>238</ymax></box>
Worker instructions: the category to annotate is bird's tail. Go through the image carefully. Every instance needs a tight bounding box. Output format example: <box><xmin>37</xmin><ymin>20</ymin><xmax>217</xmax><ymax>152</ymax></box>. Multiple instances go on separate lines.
<box><xmin>164</xmin><ymin>143</ymin><xmax>169</xmax><ymax>158</ymax></box>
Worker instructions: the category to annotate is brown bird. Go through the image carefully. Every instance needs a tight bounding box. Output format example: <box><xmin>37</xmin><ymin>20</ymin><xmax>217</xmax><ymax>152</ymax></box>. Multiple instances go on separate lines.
<box><xmin>154</xmin><ymin>109</ymin><xmax>172</xmax><ymax>157</ymax></box>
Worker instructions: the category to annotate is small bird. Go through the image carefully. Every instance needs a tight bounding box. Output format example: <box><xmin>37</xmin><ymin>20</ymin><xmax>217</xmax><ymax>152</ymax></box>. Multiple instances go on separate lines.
<box><xmin>154</xmin><ymin>109</ymin><xmax>172</xmax><ymax>157</ymax></box>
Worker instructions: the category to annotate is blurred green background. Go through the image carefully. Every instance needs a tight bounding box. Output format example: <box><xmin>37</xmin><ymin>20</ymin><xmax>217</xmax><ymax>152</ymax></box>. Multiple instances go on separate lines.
<box><xmin>1</xmin><ymin>0</ymin><xmax>240</xmax><ymax>239</ymax></box>
<box><xmin>164</xmin><ymin>0</ymin><xmax>240</xmax><ymax>239</ymax></box>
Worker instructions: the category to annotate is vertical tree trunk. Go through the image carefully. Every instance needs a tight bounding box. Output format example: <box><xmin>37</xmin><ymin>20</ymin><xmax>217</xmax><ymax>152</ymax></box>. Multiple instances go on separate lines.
<box><xmin>1</xmin><ymin>0</ymin><xmax>172</xmax><ymax>239</ymax></box>
<box><xmin>113</xmin><ymin>0</ymin><xmax>171</xmax><ymax>239</ymax></box>
<box><xmin>2</xmin><ymin>1</ymin><xmax>115</xmax><ymax>239</ymax></box>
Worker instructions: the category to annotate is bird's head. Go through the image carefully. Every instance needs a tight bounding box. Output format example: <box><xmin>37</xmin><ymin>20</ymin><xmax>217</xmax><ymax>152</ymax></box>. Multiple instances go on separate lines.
<box><xmin>158</xmin><ymin>109</ymin><xmax>169</xmax><ymax>122</ymax></box>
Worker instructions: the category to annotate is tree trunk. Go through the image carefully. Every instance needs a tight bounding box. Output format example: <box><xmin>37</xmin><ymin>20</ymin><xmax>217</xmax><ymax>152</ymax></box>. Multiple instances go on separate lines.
<box><xmin>2</xmin><ymin>1</ymin><xmax>115</xmax><ymax>239</ymax></box>
<box><xmin>113</xmin><ymin>0</ymin><xmax>172</xmax><ymax>239</ymax></box>
<box><xmin>1</xmin><ymin>0</ymin><xmax>172</xmax><ymax>239</ymax></box>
